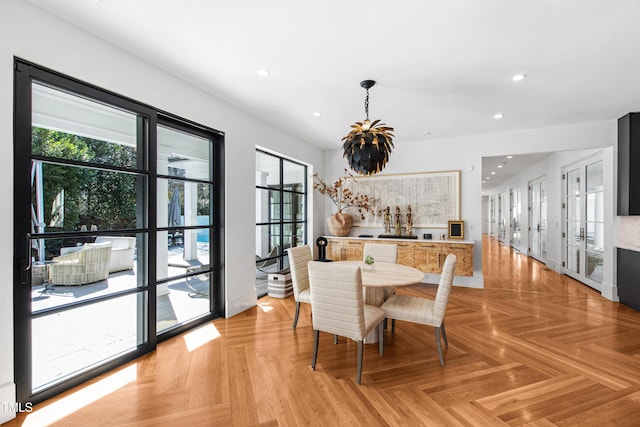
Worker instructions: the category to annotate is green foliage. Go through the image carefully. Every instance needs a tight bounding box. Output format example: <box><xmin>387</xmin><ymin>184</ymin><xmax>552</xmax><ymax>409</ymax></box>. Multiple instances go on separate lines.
<box><xmin>32</xmin><ymin>128</ymin><xmax>137</xmax><ymax>231</ymax></box>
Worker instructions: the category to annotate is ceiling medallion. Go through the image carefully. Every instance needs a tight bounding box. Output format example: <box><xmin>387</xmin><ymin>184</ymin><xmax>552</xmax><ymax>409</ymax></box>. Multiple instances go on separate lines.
<box><xmin>342</xmin><ymin>80</ymin><xmax>394</xmax><ymax>175</ymax></box>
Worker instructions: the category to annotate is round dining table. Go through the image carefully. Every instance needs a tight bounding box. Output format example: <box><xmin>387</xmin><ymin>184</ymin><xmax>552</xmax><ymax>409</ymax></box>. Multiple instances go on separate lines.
<box><xmin>337</xmin><ymin>261</ymin><xmax>425</xmax><ymax>343</ymax></box>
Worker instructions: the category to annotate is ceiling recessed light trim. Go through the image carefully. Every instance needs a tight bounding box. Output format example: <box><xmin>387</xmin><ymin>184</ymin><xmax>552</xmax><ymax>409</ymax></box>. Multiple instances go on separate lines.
<box><xmin>312</xmin><ymin>112</ymin><xmax>322</xmax><ymax>117</ymax></box>
<box><xmin>512</xmin><ymin>74</ymin><xmax>526</xmax><ymax>82</ymax></box>
<box><xmin>494</xmin><ymin>113</ymin><xmax>504</xmax><ymax>119</ymax></box>
<box><xmin>256</xmin><ymin>69</ymin><xmax>270</xmax><ymax>77</ymax></box>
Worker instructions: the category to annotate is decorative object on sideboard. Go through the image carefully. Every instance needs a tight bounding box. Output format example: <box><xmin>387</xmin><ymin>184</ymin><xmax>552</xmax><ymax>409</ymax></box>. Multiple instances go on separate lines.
<box><xmin>405</xmin><ymin>205</ymin><xmax>414</xmax><ymax>236</ymax></box>
<box><xmin>383</xmin><ymin>206</ymin><xmax>392</xmax><ymax>234</ymax></box>
<box><xmin>394</xmin><ymin>206</ymin><xmax>403</xmax><ymax>236</ymax></box>
<box><xmin>448</xmin><ymin>220</ymin><xmax>464</xmax><ymax>239</ymax></box>
<box><xmin>342</xmin><ymin>80</ymin><xmax>394</xmax><ymax>176</ymax></box>
<box><xmin>327</xmin><ymin>212</ymin><xmax>353</xmax><ymax>237</ymax></box>
<box><xmin>313</xmin><ymin>170</ymin><xmax>375</xmax><ymax>236</ymax></box>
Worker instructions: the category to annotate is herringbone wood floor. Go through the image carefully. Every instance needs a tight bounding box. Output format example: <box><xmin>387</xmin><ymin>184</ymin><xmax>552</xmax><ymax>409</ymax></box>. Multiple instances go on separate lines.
<box><xmin>8</xmin><ymin>236</ymin><xmax>640</xmax><ymax>426</ymax></box>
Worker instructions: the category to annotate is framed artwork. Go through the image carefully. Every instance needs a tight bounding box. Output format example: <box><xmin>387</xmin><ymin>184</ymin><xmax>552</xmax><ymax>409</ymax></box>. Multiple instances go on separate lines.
<box><xmin>448</xmin><ymin>220</ymin><xmax>464</xmax><ymax>239</ymax></box>
<box><xmin>349</xmin><ymin>170</ymin><xmax>460</xmax><ymax>228</ymax></box>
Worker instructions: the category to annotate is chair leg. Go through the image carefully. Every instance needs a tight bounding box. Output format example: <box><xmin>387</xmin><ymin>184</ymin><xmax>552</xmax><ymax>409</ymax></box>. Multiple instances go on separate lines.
<box><xmin>356</xmin><ymin>341</ymin><xmax>363</xmax><ymax>385</ymax></box>
<box><xmin>391</xmin><ymin>319</ymin><xmax>396</xmax><ymax>334</ymax></box>
<box><xmin>334</xmin><ymin>335</ymin><xmax>338</xmax><ymax>344</ymax></box>
<box><xmin>378</xmin><ymin>324</ymin><xmax>384</xmax><ymax>355</ymax></box>
<box><xmin>441</xmin><ymin>320</ymin><xmax>448</xmax><ymax>347</ymax></box>
<box><xmin>312</xmin><ymin>330</ymin><xmax>320</xmax><ymax>370</ymax></box>
<box><xmin>435</xmin><ymin>327</ymin><xmax>445</xmax><ymax>367</ymax></box>
<box><xmin>292</xmin><ymin>302</ymin><xmax>301</xmax><ymax>330</ymax></box>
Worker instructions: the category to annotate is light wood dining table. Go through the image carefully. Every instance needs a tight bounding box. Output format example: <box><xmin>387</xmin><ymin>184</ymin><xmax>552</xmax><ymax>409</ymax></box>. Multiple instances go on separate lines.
<box><xmin>337</xmin><ymin>261</ymin><xmax>425</xmax><ymax>343</ymax></box>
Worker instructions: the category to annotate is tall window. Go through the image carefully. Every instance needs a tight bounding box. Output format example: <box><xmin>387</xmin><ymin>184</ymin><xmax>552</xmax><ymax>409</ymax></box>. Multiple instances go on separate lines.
<box><xmin>255</xmin><ymin>150</ymin><xmax>307</xmax><ymax>297</ymax></box>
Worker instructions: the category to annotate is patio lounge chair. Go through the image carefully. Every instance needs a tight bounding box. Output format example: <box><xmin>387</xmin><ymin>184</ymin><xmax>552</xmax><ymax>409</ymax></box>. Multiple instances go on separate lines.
<box><xmin>48</xmin><ymin>243</ymin><xmax>112</xmax><ymax>286</ymax></box>
<box><xmin>95</xmin><ymin>236</ymin><xmax>136</xmax><ymax>273</ymax></box>
<box><xmin>256</xmin><ymin>246</ymin><xmax>278</xmax><ymax>274</ymax></box>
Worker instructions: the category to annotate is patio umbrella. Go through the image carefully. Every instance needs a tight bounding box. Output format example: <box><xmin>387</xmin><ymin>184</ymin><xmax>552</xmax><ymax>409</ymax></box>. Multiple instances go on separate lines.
<box><xmin>168</xmin><ymin>189</ymin><xmax>182</xmax><ymax>228</ymax></box>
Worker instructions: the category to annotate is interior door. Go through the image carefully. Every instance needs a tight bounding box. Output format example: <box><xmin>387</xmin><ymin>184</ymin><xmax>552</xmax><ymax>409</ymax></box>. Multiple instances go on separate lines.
<box><xmin>563</xmin><ymin>156</ymin><xmax>604</xmax><ymax>290</ymax></box>
<box><xmin>509</xmin><ymin>189</ymin><xmax>521</xmax><ymax>250</ymax></box>
<box><xmin>529</xmin><ymin>177</ymin><xmax>547</xmax><ymax>263</ymax></box>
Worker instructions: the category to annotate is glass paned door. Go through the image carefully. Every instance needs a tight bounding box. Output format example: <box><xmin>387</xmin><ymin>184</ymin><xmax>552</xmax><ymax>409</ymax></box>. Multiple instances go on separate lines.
<box><xmin>15</xmin><ymin>60</ymin><xmax>223</xmax><ymax>406</ymax></box>
<box><xmin>586</xmin><ymin>162</ymin><xmax>604</xmax><ymax>283</ymax></box>
<box><xmin>15</xmin><ymin>71</ymin><xmax>152</xmax><ymax>403</ymax></box>
<box><xmin>510</xmin><ymin>188</ymin><xmax>521</xmax><ymax>250</ymax></box>
<box><xmin>563</xmin><ymin>157</ymin><xmax>604</xmax><ymax>290</ymax></box>
<box><xmin>565</xmin><ymin>168</ymin><xmax>581</xmax><ymax>275</ymax></box>
<box><xmin>529</xmin><ymin>177</ymin><xmax>547</xmax><ymax>263</ymax></box>
<box><xmin>156</xmin><ymin>124</ymin><xmax>214</xmax><ymax>333</ymax></box>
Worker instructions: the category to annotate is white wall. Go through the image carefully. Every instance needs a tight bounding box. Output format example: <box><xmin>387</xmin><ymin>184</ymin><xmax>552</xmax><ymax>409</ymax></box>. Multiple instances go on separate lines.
<box><xmin>0</xmin><ymin>1</ymin><xmax>324</xmax><ymax>422</ymax></box>
<box><xmin>321</xmin><ymin>120</ymin><xmax>616</xmax><ymax>290</ymax></box>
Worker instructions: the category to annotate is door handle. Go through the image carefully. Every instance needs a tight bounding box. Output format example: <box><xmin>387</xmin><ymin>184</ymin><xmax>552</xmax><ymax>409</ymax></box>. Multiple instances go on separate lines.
<box><xmin>20</xmin><ymin>233</ymin><xmax>32</xmax><ymax>285</ymax></box>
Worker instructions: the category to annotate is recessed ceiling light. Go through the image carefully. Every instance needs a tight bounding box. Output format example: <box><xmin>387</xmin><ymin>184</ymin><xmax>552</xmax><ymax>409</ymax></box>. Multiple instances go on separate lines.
<box><xmin>312</xmin><ymin>112</ymin><xmax>322</xmax><ymax>117</ymax></box>
<box><xmin>494</xmin><ymin>113</ymin><xmax>504</xmax><ymax>119</ymax></box>
<box><xmin>497</xmin><ymin>165</ymin><xmax>503</xmax><ymax>168</ymax></box>
<box><xmin>507</xmin><ymin>155</ymin><xmax>513</xmax><ymax>159</ymax></box>
<box><xmin>482</xmin><ymin>181</ymin><xmax>486</xmax><ymax>184</ymax></box>
<box><xmin>512</xmin><ymin>74</ymin><xmax>526</xmax><ymax>82</ymax></box>
<box><xmin>257</xmin><ymin>69</ymin><xmax>270</xmax><ymax>77</ymax></box>
<box><xmin>486</xmin><ymin>177</ymin><xmax>490</xmax><ymax>180</ymax></box>
<box><xmin>491</xmin><ymin>171</ymin><xmax>496</xmax><ymax>175</ymax></box>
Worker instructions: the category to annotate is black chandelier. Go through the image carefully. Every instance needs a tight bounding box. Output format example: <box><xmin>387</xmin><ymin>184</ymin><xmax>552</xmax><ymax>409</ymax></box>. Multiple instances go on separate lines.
<box><xmin>342</xmin><ymin>80</ymin><xmax>394</xmax><ymax>175</ymax></box>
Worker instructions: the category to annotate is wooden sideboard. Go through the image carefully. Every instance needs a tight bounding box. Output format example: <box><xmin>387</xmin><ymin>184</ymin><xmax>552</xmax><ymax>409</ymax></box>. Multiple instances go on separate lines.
<box><xmin>325</xmin><ymin>236</ymin><xmax>474</xmax><ymax>276</ymax></box>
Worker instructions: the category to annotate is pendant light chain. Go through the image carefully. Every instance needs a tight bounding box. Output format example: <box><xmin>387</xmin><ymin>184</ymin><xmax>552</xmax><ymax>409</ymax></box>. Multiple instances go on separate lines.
<box><xmin>364</xmin><ymin>88</ymin><xmax>370</xmax><ymax>120</ymax></box>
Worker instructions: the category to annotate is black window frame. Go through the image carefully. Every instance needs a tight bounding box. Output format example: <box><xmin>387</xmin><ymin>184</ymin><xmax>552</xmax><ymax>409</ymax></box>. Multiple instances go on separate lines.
<box><xmin>13</xmin><ymin>58</ymin><xmax>225</xmax><ymax>404</ymax></box>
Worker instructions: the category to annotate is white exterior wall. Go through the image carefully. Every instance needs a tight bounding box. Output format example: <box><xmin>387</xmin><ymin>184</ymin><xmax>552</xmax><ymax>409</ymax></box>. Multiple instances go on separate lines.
<box><xmin>0</xmin><ymin>1</ymin><xmax>324</xmax><ymax>422</ymax></box>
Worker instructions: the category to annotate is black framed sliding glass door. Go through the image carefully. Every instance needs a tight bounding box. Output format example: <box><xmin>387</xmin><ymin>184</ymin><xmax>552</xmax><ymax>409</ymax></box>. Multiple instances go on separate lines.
<box><xmin>13</xmin><ymin>59</ymin><xmax>224</xmax><ymax>405</ymax></box>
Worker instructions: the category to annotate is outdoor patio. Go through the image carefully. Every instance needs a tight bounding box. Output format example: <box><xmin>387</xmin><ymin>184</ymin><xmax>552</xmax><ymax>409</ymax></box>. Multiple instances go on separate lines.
<box><xmin>30</xmin><ymin>243</ymin><xmax>211</xmax><ymax>391</ymax></box>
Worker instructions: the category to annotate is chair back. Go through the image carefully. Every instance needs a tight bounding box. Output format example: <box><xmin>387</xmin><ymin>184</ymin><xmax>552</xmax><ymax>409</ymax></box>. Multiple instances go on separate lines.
<box><xmin>308</xmin><ymin>261</ymin><xmax>366</xmax><ymax>341</ymax></box>
<box><xmin>433</xmin><ymin>254</ymin><xmax>457</xmax><ymax>323</ymax></box>
<box><xmin>363</xmin><ymin>243</ymin><xmax>398</xmax><ymax>263</ymax></box>
<box><xmin>287</xmin><ymin>245</ymin><xmax>313</xmax><ymax>301</ymax></box>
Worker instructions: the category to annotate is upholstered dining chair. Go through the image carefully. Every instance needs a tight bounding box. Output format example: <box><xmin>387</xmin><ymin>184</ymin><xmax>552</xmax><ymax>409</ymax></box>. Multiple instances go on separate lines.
<box><xmin>380</xmin><ymin>253</ymin><xmax>457</xmax><ymax>367</ymax></box>
<box><xmin>363</xmin><ymin>242</ymin><xmax>398</xmax><ymax>300</ymax></box>
<box><xmin>287</xmin><ymin>245</ymin><xmax>313</xmax><ymax>330</ymax></box>
<box><xmin>307</xmin><ymin>261</ymin><xmax>386</xmax><ymax>384</ymax></box>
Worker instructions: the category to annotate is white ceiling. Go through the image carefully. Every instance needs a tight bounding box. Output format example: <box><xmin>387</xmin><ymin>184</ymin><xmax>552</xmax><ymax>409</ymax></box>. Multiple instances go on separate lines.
<box><xmin>26</xmin><ymin>0</ymin><xmax>640</xmax><ymax>187</ymax></box>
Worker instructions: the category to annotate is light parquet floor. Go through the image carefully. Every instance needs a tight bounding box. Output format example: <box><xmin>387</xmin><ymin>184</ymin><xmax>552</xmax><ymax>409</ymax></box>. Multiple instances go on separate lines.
<box><xmin>8</xmin><ymin>235</ymin><xmax>640</xmax><ymax>426</ymax></box>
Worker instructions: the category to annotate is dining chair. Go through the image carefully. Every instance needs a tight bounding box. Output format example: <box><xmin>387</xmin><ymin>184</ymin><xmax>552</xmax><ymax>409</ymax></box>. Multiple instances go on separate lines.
<box><xmin>287</xmin><ymin>245</ymin><xmax>313</xmax><ymax>330</ymax></box>
<box><xmin>308</xmin><ymin>261</ymin><xmax>386</xmax><ymax>384</ymax></box>
<box><xmin>363</xmin><ymin>242</ymin><xmax>398</xmax><ymax>300</ymax></box>
<box><xmin>380</xmin><ymin>253</ymin><xmax>457</xmax><ymax>367</ymax></box>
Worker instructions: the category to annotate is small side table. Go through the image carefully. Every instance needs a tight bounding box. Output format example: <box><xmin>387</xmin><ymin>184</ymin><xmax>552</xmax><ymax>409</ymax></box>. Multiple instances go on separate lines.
<box><xmin>32</xmin><ymin>263</ymin><xmax>49</xmax><ymax>286</ymax></box>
